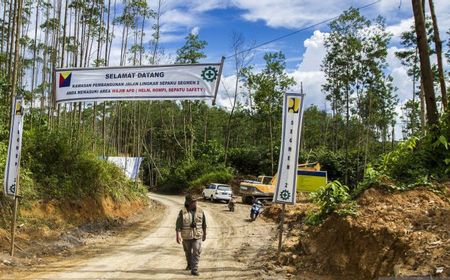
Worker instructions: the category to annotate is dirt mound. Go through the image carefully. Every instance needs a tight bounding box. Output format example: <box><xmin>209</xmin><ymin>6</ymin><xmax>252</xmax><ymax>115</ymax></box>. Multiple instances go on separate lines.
<box><xmin>264</xmin><ymin>186</ymin><xmax>450</xmax><ymax>280</ymax></box>
<box><xmin>0</xmin><ymin>195</ymin><xmax>148</xmax><ymax>262</ymax></box>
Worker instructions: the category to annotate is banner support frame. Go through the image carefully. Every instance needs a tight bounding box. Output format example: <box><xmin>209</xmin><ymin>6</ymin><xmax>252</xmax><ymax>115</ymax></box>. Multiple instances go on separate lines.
<box><xmin>212</xmin><ymin>56</ymin><xmax>225</xmax><ymax>106</ymax></box>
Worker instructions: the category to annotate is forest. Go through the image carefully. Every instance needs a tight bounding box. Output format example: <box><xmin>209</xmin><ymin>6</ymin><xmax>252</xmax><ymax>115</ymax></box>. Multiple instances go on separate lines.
<box><xmin>0</xmin><ymin>0</ymin><xmax>449</xmax><ymax>228</ymax></box>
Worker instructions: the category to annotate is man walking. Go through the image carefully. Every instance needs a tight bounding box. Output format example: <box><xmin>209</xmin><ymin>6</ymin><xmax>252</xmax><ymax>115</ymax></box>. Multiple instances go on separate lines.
<box><xmin>176</xmin><ymin>194</ymin><xmax>207</xmax><ymax>276</ymax></box>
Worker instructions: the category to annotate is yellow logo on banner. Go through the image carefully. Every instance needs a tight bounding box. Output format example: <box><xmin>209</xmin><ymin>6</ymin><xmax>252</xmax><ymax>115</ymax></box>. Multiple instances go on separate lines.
<box><xmin>288</xmin><ymin>97</ymin><xmax>299</xmax><ymax>113</ymax></box>
<box><xmin>15</xmin><ymin>100</ymin><xmax>23</xmax><ymax>115</ymax></box>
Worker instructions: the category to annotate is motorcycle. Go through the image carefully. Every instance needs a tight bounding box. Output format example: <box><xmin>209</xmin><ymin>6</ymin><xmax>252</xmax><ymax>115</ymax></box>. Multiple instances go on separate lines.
<box><xmin>250</xmin><ymin>200</ymin><xmax>263</xmax><ymax>221</ymax></box>
<box><xmin>228</xmin><ymin>197</ymin><xmax>235</xmax><ymax>212</ymax></box>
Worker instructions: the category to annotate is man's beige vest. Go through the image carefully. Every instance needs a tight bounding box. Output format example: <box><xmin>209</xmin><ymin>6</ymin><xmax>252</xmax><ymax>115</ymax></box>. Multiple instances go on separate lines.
<box><xmin>180</xmin><ymin>208</ymin><xmax>204</xmax><ymax>240</ymax></box>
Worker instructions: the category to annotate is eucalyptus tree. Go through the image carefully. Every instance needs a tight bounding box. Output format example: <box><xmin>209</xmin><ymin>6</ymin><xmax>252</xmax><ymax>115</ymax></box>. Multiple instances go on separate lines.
<box><xmin>223</xmin><ymin>32</ymin><xmax>252</xmax><ymax>165</ymax></box>
<box><xmin>411</xmin><ymin>0</ymin><xmax>439</xmax><ymax>128</ymax></box>
<box><xmin>395</xmin><ymin>19</ymin><xmax>435</xmax><ymax>133</ymax></box>
<box><xmin>322</xmin><ymin>9</ymin><xmax>398</xmax><ymax>182</ymax></box>
<box><xmin>150</xmin><ymin>0</ymin><xmax>162</xmax><ymax>64</ymax></box>
<box><xmin>401</xmin><ymin>99</ymin><xmax>421</xmax><ymax>138</ymax></box>
<box><xmin>175</xmin><ymin>32</ymin><xmax>208</xmax><ymax>158</ymax></box>
<box><xmin>428</xmin><ymin>0</ymin><xmax>447</xmax><ymax>110</ymax></box>
<box><xmin>124</xmin><ymin>0</ymin><xmax>154</xmax><ymax>66</ymax></box>
<box><xmin>322</xmin><ymin>8</ymin><xmax>370</xmax><ymax>183</ymax></box>
<box><xmin>447</xmin><ymin>29</ymin><xmax>450</xmax><ymax>65</ymax></box>
<box><xmin>357</xmin><ymin>17</ymin><xmax>397</xmax><ymax>159</ymax></box>
<box><xmin>241</xmin><ymin>51</ymin><xmax>295</xmax><ymax>174</ymax></box>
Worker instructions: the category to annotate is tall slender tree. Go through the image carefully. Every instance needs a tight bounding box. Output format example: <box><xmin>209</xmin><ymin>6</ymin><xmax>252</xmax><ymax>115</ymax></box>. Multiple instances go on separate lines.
<box><xmin>411</xmin><ymin>0</ymin><xmax>439</xmax><ymax>128</ymax></box>
<box><xmin>428</xmin><ymin>0</ymin><xmax>447</xmax><ymax>110</ymax></box>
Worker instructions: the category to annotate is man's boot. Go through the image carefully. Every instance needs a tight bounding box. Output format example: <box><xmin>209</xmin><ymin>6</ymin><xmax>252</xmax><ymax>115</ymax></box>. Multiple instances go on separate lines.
<box><xmin>191</xmin><ymin>270</ymin><xmax>199</xmax><ymax>276</ymax></box>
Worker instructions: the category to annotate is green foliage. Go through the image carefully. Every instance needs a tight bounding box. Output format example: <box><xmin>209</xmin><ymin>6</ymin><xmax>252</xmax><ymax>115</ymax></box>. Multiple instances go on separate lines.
<box><xmin>353</xmin><ymin>114</ymin><xmax>450</xmax><ymax>195</ymax></box>
<box><xmin>228</xmin><ymin>146</ymin><xmax>265</xmax><ymax>175</ymax></box>
<box><xmin>241</xmin><ymin>52</ymin><xmax>296</xmax><ymax>116</ymax></box>
<box><xmin>188</xmin><ymin>169</ymin><xmax>234</xmax><ymax>193</ymax></box>
<box><xmin>21</xmin><ymin>128</ymin><xmax>145</xmax><ymax>201</ymax></box>
<box><xmin>194</xmin><ymin>140</ymin><xmax>225</xmax><ymax>164</ymax></box>
<box><xmin>306</xmin><ymin>181</ymin><xmax>357</xmax><ymax>225</ymax></box>
<box><xmin>176</xmin><ymin>33</ymin><xmax>207</xmax><ymax>64</ymax></box>
<box><xmin>157</xmin><ymin>156</ymin><xmax>234</xmax><ymax>194</ymax></box>
<box><xmin>378</xmin><ymin>136</ymin><xmax>420</xmax><ymax>175</ymax></box>
<box><xmin>376</xmin><ymin>119</ymin><xmax>450</xmax><ymax>183</ymax></box>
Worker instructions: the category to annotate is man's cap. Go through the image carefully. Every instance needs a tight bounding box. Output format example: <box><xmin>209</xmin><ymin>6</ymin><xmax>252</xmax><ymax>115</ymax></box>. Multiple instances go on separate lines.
<box><xmin>185</xmin><ymin>194</ymin><xmax>200</xmax><ymax>204</ymax></box>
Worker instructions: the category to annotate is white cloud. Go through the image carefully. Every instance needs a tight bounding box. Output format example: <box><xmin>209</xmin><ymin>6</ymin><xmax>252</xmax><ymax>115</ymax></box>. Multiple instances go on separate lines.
<box><xmin>160</xmin><ymin>9</ymin><xmax>200</xmax><ymax>34</ymax></box>
<box><xmin>230</xmin><ymin>0</ymin><xmax>348</xmax><ymax>29</ymax></box>
<box><xmin>216</xmin><ymin>74</ymin><xmax>239</xmax><ymax>109</ymax></box>
<box><xmin>386</xmin><ymin>18</ymin><xmax>414</xmax><ymax>43</ymax></box>
<box><xmin>298</xmin><ymin>30</ymin><xmax>327</xmax><ymax>72</ymax></box>
<box><xmin>188</xmin><ymin>0</ymin><xmax>230</xmax><ymax>12</ymax></box>
<box><xmin>191</xmin><ymin>26</ymin><xmax>200</xmax><ymax>35</ymax></box>
<box><xmin>387</xmin><ymin>46</ymin><xmax>414</xmax><ymax>102</ymax></box>
<box><xmin>159</xmin><ymin>33</ymin><xmax>186</xmax><ymax>44</ymax></box>
<box><xmin>288</xmin><ymin>30</ymin><xmax>327</xmax><ymax>108</ymax></box>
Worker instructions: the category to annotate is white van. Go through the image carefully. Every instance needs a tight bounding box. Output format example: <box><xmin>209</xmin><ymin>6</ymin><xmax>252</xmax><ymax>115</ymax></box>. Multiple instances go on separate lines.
<box><xmin>202</xmin><ymin>183</ymin><xmax>232</xmax><ymax>202</ymax></box>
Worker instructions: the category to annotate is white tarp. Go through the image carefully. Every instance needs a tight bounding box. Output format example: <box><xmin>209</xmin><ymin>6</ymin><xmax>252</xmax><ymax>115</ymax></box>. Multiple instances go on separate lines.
<box><xmin>54</xmin><ymin>63</ymin><xmax>223</xmax><ymax>104</ymax></box>
<box><xmin>106</xmin><ymin>157</ymin><xmax>143</xmax><ymax>180</ymax></box>
<box><xmin>273</xmin><ymin>93</ymin><xmax>305</xmax><ymax>205</ymax></box>
<box><xmin>3</xmin><ymin>96</ymin><xmax>25</xmax><ymax>198</ymax></box>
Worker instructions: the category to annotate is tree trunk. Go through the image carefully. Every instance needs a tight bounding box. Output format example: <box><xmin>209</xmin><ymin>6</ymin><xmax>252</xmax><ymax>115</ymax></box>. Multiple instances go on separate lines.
<box><xmin>420</xmin><ymin>81</ymin><xmax>426</xmax><ymax>133</ymax></box>
<box><xmin>224</xmin><ymin>74</ymin><xmax>239</xmax><ymax>165</ymax></box>
<box><xmin>11</xmin><ymin>0</ymin><xmax>23</xmax><ymax>99</ymax></box>
<box><xmin>269</xmin><ymin>115</ymin><xmax>274</xmax><ymax>175</ymax></box>
<box><xmin>344</xmin><ymin>80</ymin><xmax>350</xmax><ymax>185</ymax></box>
<box><xmin>411</xmin><ymin>0</ymin><xmax>439</xmax><ymax>128</ymax></box>
<box><xmin>428</xmin><ymin>0</ymin><xmax>447</xmax><ymax>110</ymax></box>
<box><xmin>151</xmin><ymin>0</ymin><xmax>162</xmax><ymax>64</ymax></box>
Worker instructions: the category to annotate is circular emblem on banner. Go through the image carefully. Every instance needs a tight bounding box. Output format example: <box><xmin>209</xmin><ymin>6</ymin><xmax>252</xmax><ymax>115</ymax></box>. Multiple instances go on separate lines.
<box><xmin>201</xmin><ymin>66</ymin><xmax>218</xmax><ymax>82</ymax></box>
<box><xmin>280</xmin><ymin>189</ymin><xmax>291</xmax><ymax>200</ymax></box>
<box><xmin>9</xmin><ymin>184</ymin><xmax>16</xmax><ymax>194</ymax></box>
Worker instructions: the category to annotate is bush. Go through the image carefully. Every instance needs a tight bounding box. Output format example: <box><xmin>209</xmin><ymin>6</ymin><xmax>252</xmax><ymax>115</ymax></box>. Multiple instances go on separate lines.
<box><xmin>371</xmin><ymin>114</ymin><xmax>450</xmax><ymax>186</ymax></box>
<box><xmin>227</xmin><ymin>146</ymin><xmax>276</xmax><ymax>175</ymax></box>
<box><xmin>228</xmin><ymin>147</ymin><xmax>262</xmax><ymax>175</ymax></box>
<box><xmin>157</xmin><ymin>154</ymin><xmax>235</xmax><ymax>194</ymax></box>
<box><xmin>306</xmin><ymin>181</ymin><xmax>357</xmax><ymax>225</ymax></box>
<box><xmin>21</xmin><ymin>128</ymin><xmax>145</xmax><ymax>201</ymax></box>
<box><xmin>188</xmin><ymin>168</ymin><xmax>234</xmax><ymax>193</ymax></box>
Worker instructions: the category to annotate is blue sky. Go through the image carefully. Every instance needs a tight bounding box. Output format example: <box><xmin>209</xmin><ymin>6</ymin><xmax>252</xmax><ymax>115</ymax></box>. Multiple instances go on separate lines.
<box><xmin>132</xmin><ymin>0</ymin><xmax>449</xmax><ymax>139</ymax></box>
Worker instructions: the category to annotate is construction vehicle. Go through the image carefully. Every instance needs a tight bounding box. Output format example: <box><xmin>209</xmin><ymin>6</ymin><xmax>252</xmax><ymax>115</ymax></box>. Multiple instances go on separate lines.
<box><xmin>239</xmin><ymin>162</ymin><xmax>323</xmax><ymax>204</ymax></box>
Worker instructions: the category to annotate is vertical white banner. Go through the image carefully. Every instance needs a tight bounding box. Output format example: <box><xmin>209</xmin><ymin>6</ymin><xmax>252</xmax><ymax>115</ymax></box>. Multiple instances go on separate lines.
<box><xmin>273</xmin><ymin>93</ymin><xmax>305</xmax><ymax>204</ymax></box>
<box><xmin>4</xmin><ymin>96</ymin><xmax>24</xmax><ymax>198</ymax></box>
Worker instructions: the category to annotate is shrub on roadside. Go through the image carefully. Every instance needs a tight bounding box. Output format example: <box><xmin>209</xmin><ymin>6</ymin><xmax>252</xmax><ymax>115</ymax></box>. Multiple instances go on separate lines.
<box><xmin>157</xmin><ymin>155</ymin><xmax>235</xmax><ymax>194</ymax></box>
<box><xmin>188</xmin><ymin>168</ymin><xmax>234</xmax><ymax>193</ymax></box>
<box><xmin>306</xmin><ymin>181</ymin><xmax>357</xmax><ymax>225</ymax></box>
<box><xmin>21</xmin><ymin>128</ymin><xmax>145</xmax><ymax>202</ymax></box>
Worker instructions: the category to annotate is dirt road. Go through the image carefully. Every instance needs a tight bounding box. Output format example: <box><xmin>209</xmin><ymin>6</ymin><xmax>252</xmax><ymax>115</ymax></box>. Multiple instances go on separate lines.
<box><xmin>9</xmin><ymin>193</ymin><xmax>277</xmax><ymax>279</ymax></box>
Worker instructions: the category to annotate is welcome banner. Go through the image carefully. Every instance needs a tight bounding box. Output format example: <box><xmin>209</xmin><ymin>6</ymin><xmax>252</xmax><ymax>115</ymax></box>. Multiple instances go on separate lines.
<box><xmin>54</xmin><ymin>62</ymin><xmax>224</xmax><ymax>104</ymax></box>
<box><xmin>273</xmin><ymin>93</ymin><xmax>305</xmax><ymax>205</ymax></box>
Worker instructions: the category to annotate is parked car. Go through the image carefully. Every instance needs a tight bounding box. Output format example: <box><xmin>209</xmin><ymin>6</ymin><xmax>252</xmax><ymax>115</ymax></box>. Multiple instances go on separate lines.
<box><xmin>202</xmin><ymin>183</ymin><xmax>233</xmax><ymax>202</ymax></box>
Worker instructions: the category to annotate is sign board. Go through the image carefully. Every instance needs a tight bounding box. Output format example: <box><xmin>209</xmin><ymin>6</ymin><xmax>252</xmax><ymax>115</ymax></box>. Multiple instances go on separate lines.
<box><xmin>273</xmin><ymin>93</ymin><xmax>305</xmax><ymax>204</ymax></box>
<box><xmin>4</xmin><ymin>96</ymin><xmax>24</xmax><ymax>198</ymax></box>
<box><xmin>297</xmin><ymin>170</ymin><xmax>327</xmax><ymax>192</ymax></box>
<box><xmin>54</xmin><ymin>62</ymin><xmax>224</xmax><ymax>104</ymax></box>
<box><xmin>106</xmin><ymin>157</ymin><xmax>143</xmax><ymax>180</ymax></box>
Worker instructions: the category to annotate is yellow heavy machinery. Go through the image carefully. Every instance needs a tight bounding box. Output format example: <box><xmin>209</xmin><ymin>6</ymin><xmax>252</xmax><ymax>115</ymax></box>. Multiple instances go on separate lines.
<box><xmin>239</xmin><ymin>162</ymin><xmax>325</xmax><ymax>204</ymax></box>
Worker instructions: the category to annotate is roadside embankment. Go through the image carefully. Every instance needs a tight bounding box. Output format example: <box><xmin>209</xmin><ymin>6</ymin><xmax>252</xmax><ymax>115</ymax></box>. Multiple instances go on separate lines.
<box><xmin>262</xmin><ymin>185</ymin><xmax>450</xmax><ymax>280</ymax></box>
<box><xmin>0</xmin><ymin>193</ymin><xmax>157</xmax><ymax>274</ymax></box>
